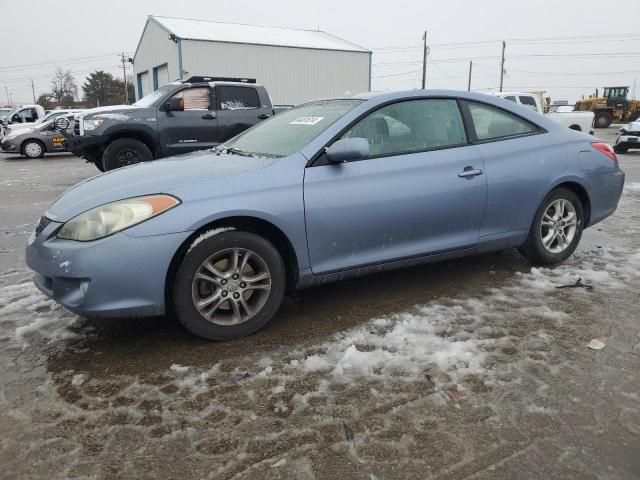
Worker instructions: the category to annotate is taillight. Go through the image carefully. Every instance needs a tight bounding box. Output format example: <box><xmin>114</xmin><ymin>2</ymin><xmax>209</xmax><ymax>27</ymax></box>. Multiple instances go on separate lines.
<box><xmin>591</xmin><ymin>142</ymin><xmax>617</xmax><ymax>162</ymax></box>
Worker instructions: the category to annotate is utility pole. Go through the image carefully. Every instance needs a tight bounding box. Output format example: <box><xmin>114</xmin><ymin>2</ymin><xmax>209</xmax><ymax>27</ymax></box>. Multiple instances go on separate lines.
<box><xmin>499</xmin><ymin>41</ymin><xmax>506</xmax><ymax>92</ymax></box>
<box><xmin>633</xmin><ymin>78</ymin><xmax>637</xmax><ymax>100</ymax></box>
<box><xmin>120</xmin><ymin>52</ymin><xmax>129</xmax><ymax>104</ymax></box>
<box><xmin>421</xmin><ymin>30</ymin><xmax>428</xmax><ymax>90</ymax></box>
<box><xmin>30</xmin><ymin>79</ymin><xmax>36</xmax><ymax>103</ymax></box>
<box><xmin>4</xmin><ymin>86</ymin><xmax>9</xmax><ymax>106</ymax></box>
<box><xmin>467</xmin><ymin>61</ymin><xmax>473</xmax><ymax>91</ymax></box>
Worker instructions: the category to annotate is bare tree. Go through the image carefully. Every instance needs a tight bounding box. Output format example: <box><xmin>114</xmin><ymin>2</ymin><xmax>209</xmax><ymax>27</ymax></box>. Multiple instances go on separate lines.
<box><xmin>50</xmin><ymin>67</ymin><xmax>78</xmax><ymax>102</ymax></box>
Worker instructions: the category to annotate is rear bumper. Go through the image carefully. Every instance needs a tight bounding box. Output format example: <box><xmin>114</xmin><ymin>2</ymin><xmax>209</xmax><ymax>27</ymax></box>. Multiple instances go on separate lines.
<box><xmin>587</xmin><ymin>169</ymin><xmax>625</xmax><ymax>227</ymax></box>
<box><xmin>25</xmin><ymin>219</ymin><xmax>192</xmax><ymax>318</ymax></box>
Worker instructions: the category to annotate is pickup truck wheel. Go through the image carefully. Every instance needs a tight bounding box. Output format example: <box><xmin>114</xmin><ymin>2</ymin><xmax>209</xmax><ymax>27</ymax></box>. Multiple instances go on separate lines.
<box><xmin>102</xmin><ymin>138</ymin><xmax>152</xmax><ymax>171</ymax></box>
<box><xmin>22</xmin><ymin>140</ymin><xmax>45</xmax><ymax>159</ymax></box>
<box><xmin>594</xmin><ymin>112</ymin><xmax>613</xmax><ymax>128</ymax></box>
<box><xmin>172</xmin><ymin>231</ymin><xmax>286</xmax><ymax>341</ymax></box>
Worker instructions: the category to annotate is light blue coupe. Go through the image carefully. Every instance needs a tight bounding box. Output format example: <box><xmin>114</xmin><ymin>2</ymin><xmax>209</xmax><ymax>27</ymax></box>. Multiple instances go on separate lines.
<box><xmin>26</xmin><ymin>90</ymin><xmax>625</xmax><ymax>340</ymax></box>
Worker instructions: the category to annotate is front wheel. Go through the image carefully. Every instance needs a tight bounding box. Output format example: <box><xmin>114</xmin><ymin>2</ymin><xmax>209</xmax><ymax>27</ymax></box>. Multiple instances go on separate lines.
<box><xmin>22</xmin><ymin>140</ymin><xmax>45</xmax><ymax>159</ymax></box>
<box><xmin>518</xmin><ymin>188</ymin><xmax>584</xmax><ymax>265</ymax></box>
<box><xmin>102</xmin><ymin>138</ymin><xmax>152</xmax><ymax>171</ymax></box>
<box><xmin>172</xmin><ymin>231</ymin><xmax>286</xmax><ymax>340</ymax></box>
<box><xmin>594</xmin><ymin>112</ymin><xmax>613</xmax><ymax>128</ymax></box>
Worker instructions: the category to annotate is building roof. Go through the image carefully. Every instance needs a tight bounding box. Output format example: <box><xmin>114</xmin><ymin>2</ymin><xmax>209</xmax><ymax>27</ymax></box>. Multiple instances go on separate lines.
<box><xmin>149</xmin><ymin>15</ymin><xmax>370</xmax><ymax>53</ymax></box>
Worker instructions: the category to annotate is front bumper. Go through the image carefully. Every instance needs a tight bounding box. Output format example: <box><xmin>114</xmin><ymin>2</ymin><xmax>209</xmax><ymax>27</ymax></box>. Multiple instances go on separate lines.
<box><xmin>1</xmin><ymin>138</ymin><xmax>19</xmax><ymax>152</ymax></box>
<box><xmin>25</xmin><ymin>218</ymin><xmax>192</xmax><ymax>318</ymax></box>
<box><xmin>615</xmin><ymin>135</ymin><xmax>640</xmax><ymax>149</ymax></box>
<box><xmin>64</xmin><ymin>134</ymin><xmax>106</xmax><ymax>157</ymax></box>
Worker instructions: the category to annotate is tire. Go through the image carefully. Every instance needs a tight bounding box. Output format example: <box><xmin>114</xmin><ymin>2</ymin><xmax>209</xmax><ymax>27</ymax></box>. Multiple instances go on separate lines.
<box><xmin>594</xmin><ymin>112</ymin><xmax>613</xmax><ymax>128</ymax></box>
<box><xmin>93</xmin><ymin>159</ymin><xmax>105</xmax><ymax>172</ymax></box>
<box><xmin>102</xmin><ymin>138</ymin><xmax>152</xmax><ymax>171</ymax></box>
<box><xmin>22</xmin><ymin>140</ymin><xmax>45</xmax><ymax>159</ymax></box>
<box><xmin>518</xmin><ymin>188</ymin><xmax>584</xmax><ymax>265</ymax></box>
<box><xmin>172</xmin><ymin>231</ymin><xmax>286</xmax><ymax>341</ymax></box>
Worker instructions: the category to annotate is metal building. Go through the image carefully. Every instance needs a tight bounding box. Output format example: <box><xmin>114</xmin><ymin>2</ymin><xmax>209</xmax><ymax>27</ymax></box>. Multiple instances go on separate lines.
<box><xmin>132</xmin><ymin>15</ymin><xmax>371</xmax><ymax>105</ymax></box>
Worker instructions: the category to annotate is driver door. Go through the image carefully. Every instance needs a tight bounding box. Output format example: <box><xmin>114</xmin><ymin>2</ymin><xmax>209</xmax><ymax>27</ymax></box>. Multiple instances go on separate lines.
<box><xmin>157</xmin><ymin>86</ymin><xmax>219</xmax><ymax>156</ymax></box>
<box><xmin>304</xmin><ymin>98</ymin><xmax>487</xmax><ymax>275</ymax></box>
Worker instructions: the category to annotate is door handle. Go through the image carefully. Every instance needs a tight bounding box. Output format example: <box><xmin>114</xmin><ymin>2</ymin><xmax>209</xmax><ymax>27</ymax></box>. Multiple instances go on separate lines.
<box><xmin>458</xmin><ymin>167</ymin><xmax>484</xmax><ymax>178</ymax></box>
<box><xmin>202</xmin><ymin>113</ymin><xmax>216</xmax><ymax>120</ymax></box>
<box><xmin>258</xmin><ymin>113</ymin><xmax>271</xmax><ymax>120</ymax></box>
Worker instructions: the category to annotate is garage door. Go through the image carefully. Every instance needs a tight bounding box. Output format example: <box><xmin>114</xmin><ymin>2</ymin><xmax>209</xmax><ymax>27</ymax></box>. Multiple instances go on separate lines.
<box><xmin>156</xmin><ymin>64</ymin><xmax>169</xmax><ymax>88</ymax></box>
<box><xmin>139</xmin><ymin>71</ymin><xmax>151</xmax><ymax>98</ymax></box>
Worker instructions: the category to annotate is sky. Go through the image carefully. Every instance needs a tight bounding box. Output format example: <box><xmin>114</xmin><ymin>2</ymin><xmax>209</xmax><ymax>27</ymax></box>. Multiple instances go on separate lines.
<box><xmin>2</xmin><ymin>0</ymin><xmax>640</xmax><ymax>105</ymax></box>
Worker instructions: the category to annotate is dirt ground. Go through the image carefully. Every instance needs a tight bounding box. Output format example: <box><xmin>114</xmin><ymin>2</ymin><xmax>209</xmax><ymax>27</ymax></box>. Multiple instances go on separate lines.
<box><xmin>0</xmin><ymin>127</ymin><xmax>639</xmax><ymax>479</ymax></box>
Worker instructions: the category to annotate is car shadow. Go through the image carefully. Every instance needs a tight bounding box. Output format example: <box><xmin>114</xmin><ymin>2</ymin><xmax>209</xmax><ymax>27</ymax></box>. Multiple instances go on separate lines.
<box><xmin>49</xmin><ymin>249</ymin><xmax>529</xmax><ymax>378</ymax></box>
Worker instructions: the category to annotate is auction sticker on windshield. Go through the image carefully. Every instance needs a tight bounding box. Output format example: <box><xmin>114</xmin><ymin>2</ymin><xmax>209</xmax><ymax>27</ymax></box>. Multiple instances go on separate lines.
<box><xmin>289</xmin><ymin>116</ymin><xmax>324</xmax><ymax>125</ymax></box>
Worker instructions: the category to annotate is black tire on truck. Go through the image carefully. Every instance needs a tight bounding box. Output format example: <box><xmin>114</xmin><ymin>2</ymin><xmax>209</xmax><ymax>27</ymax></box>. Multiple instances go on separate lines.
<box><xmin>594</xmin><ymin>112</ymin><xmax>613</xmax><ymax>128</ymax></box>
<box><xmin>102</xmin><ymin>138</ymin><xmax>153</xmax><ymax>171</ymax></box>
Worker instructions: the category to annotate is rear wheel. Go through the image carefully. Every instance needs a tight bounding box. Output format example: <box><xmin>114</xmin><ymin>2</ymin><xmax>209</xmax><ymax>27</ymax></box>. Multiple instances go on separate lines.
<box><xmin>22</xmin><ymin>140</ymin><xmax>45</xmax><ymax>159</ymax></box>
<box><xmin>518</xmin><ymin>188</ymin><xmax>584</xmax><ymax>265</ymax></box>
<box><xmin>102</xmin><ymin>138</ymin><xmax>152</xmax><ymax>171</ymax></box>
<box><xmin>172</xmin><ymin>231</ymin><xmax>286</xmax><ymax>340</ymax></box>
<box><xmin>594</xmin><ymin>112</ymin><xmax>613</xmax><ymax>128</ymax></box>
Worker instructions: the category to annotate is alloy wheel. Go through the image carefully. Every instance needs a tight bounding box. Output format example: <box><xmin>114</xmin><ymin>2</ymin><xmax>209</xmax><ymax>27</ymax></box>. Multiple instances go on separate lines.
<box><xmin>540</xmin><ymin>199</ymin><xmax>578</xmax><ymax>253</ymax></box>
<box><xmin>191</xmin><ymin>247</ymin><xmax>271</xmax><ymax>326</ymax></box>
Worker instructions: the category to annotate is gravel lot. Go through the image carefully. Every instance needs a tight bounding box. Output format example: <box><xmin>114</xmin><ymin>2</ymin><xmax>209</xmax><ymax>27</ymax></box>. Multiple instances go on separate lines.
<box><xmin>1</xmin><ymin>128</ymin><xmax>639</xmax><ymax>479</ymax></box>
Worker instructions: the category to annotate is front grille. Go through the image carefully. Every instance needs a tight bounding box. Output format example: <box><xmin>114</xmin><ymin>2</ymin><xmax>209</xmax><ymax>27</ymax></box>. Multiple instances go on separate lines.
<box><xmin>626</xmin><ymin>131</ymin><xmax>640</xmax><ymax>137</ymax></box>
<box><xmin>74</xmin><ymin>119</ymin><xmax>80</xmax><ymax>135</ymax></box>
<box><xmin>35</xmin><ymin>215</ymin><xmax>52</xmax><ymax>235</ymax></box>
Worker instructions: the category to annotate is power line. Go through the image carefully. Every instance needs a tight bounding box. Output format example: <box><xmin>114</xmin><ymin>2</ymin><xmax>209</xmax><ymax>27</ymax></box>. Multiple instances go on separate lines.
<box><xmin>372</xmin><ymin>70</ymin><xmax>419</xmax><ymax>79</ymax></box>
<box><xmin>0</xmin><ymin>65</ymin><xmax>122</xmax><ymax>83</ymax></box>
<box><xmin>372</xmin><ymin>32</ymin><xmax>640</xmax><ymax>51</ymax></box>
<box><xmin>0</xmin><ymin>53</ymin><xmax>130</xmax><ymax>72</ymax></box>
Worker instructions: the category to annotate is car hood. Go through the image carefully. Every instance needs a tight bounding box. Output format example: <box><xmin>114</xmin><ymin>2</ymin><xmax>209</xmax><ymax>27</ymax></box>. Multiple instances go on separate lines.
<box><xmin>80</xmin><ymin>105</ymin><xmax>142</xmax><ymax>119</ymax></box>
<box><xmin>46</xmin><ymin>151</ymin><xmax>278</xmax><ymax>222</ymax></box>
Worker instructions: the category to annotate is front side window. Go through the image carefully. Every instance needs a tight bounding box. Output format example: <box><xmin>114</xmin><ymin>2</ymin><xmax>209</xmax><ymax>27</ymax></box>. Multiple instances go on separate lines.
<box><xmin>174</xmin><ymin>87</ymin><xmax>211</xmax><ymax>110</ymax></box>
<box><xmin>468</xmin><ymin>102</ymin><xmax>537</xmax><ymax>141</ymax></box>
<box><xmin>340</xmin><ymin>99</ymin><xmax>467</xmax><ymax>158</ymax></box>
<box><xmin>224</xmin><ymin>100</ymin><xmax>361</xmax><ymax>157</ymax></box>
<box><xmin>218</xmin><ymin>86</ymin><xmax>260</xmax><ymax>110</ymax></box>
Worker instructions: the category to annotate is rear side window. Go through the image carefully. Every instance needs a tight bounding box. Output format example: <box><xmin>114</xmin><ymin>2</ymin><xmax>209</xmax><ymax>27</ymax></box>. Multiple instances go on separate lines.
<box><xmin>174</xmin><ymin>87</ymin><xmax>211</xmax><ymax>110</ymax></box>
<box><xmin>340</xmin><ymin>98</ymin><xmax>467</xmax><ymax>158</ymax></box>
<box><xmin>467</xmin><ymin>102</ymin><xmax>537</xmax><ymax>141</ymax></box>
<box><xmin>519</xmin><ymin>96</ymin><xmax>537</xmax><ymax>110</ymax></box>
<box><xmin>218</xmin><ymin>86</ymin><xmax>260</xmax><ymax>110</ymax></box>
<box><xmin>504</xmin><ymin>96</ymin><xmax>517</xmax><ymax>103</ymax></box>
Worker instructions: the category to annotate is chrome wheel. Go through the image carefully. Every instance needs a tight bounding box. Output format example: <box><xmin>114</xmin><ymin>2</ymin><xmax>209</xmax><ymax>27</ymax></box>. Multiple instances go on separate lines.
<box><xmin>540</xmin><ymin>199</ymin><xmax>578</xmax><ymax>254</ymax></box>
<box><xmin>24</xmin><ymin>141</ymin><xmax>43</xmax><ymax>158</ymax></box>
<box><xmin>191</xmin><ymin>247</ymin><xmax>271</xmax><ymax>326</ymax></box>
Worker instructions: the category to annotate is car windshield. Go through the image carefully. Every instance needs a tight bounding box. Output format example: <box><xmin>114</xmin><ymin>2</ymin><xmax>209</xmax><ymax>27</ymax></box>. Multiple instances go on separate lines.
<box><xmin>133</xmin><ymin>84</ymin><xmax>179</xmax><ymax>108</ymax></box>
<box><xmin>0</xmin><ymin>110</ymin><xmax>10</xmax><ymax>119</ymax></box>
<box><xmin>223</xmin><ymin>100</ymin><xmax>362</xmax><ymax>157</ymax></box>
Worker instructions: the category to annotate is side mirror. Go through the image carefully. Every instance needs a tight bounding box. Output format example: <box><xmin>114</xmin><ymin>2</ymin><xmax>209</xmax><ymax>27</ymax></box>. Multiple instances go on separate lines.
<box><xmin>325</xmin><ymin>137</ymin><xmax>369</xmax><ymax>164</ymax></box>
<box><xmin>54</xmin><ymin>116</ymin><xmax>70</xmax><ymax>131</ymax></box>
<box><xmin>165</xmin><ymin>97</ymin><xmax>184</xmax><ymax>112</ymax></box>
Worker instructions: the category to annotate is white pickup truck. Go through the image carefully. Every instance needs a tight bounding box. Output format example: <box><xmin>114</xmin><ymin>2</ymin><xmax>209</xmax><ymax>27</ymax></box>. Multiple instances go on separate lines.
<box><xmin>489</xmin><ymin>92</ymin><xmax>595</xmax><ymax>135</ymax></box>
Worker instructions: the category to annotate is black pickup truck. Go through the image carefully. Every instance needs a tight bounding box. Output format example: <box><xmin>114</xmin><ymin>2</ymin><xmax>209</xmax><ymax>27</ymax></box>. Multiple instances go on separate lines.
<box><xmin>62</xmin><ymin>78</ymin><xmax>288</xmax><ymax>171</ymax></box>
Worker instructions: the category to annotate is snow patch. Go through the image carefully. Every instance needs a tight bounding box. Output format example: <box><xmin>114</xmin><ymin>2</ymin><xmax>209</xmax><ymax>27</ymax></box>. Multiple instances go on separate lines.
<box><xmin>187</xmin><ymin>227</ymin><xmax>235</xmax><ymax>253</ymax></box>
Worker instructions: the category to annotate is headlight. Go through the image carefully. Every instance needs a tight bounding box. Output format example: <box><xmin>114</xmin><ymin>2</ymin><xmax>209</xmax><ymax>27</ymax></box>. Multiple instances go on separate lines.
<box><xmin>57</xmin><ymin>194</ymin><xmax>180</xmax><ymax>241</ymax></box>
<box><xmin>83</xmin><ymin>118</ymin><xmax>104</xmax><ymax>131</ymax></box>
